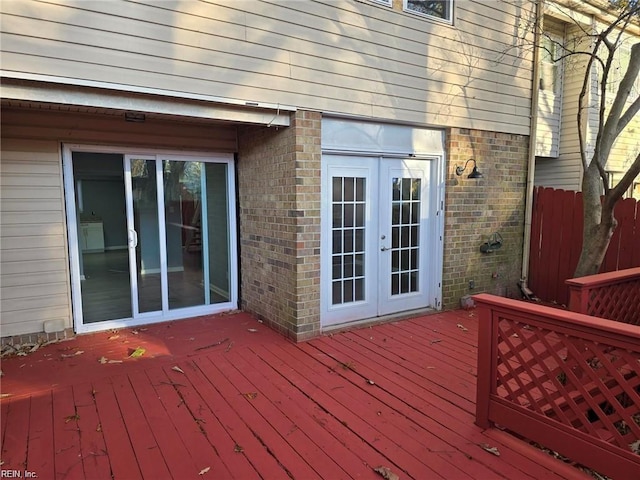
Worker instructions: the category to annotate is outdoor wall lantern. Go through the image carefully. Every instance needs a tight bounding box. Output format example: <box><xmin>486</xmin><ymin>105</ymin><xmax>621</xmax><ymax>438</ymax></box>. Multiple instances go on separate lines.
<box><xmin>455</xmin><ymin>158</ymin><xmax>483</xmax><ymax>179</ymax></box>
<box><xmin>480</xmin><ymin>232</ymin><xmax>503</xmax><ymax>253</ymax></box>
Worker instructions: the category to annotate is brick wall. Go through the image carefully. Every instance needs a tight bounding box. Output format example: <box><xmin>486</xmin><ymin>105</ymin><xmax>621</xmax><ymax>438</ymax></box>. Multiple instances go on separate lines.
<box><xmin>237</xmin><ymin>110</ymin><xmax>322</xmax><ymax>341</ymax></box>
<box><xmin>443</xmin><ymin>128</ymin><xmax>529</xmax><ymax>309</ymax></box>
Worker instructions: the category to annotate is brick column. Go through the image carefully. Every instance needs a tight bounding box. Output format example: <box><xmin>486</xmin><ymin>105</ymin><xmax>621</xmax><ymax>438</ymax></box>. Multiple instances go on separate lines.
<box><xmin>237</xmin><ymin>110</ymin><xmax>321</xmax><ymax>341</ymax></box>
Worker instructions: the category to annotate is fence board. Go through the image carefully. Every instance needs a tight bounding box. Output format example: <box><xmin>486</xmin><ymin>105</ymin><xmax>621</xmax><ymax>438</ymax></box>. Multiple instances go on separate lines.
<box><xmin>528</xmin><ymin>186</ymin><xmax>543</xmax><ymax>295</ymax></box>
<box><xmin>528</xmin><ymin>187</ymin><xmax>639</xmax><ymax>305</ymax></box>
<box><xmin>557</xmin><ymin>190</ymin><xmax>579</xmax><ymax>306</ymax></box>
<box><xmin>616</xmin><ymin>199</ymin><xmax>638</xmax><ymax>270</ymax></box>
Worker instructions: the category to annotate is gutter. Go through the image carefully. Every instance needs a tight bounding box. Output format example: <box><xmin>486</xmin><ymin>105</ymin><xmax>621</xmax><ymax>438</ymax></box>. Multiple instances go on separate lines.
<box><xmin>520</xmin><ymin>0</ymin><xmax>544</xmax><ymax>296</ymax></box>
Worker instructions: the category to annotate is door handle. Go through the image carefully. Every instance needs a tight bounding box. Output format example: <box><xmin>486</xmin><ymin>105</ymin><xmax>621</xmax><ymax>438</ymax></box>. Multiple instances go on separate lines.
<box><xmin>129</xmin><ymin>229</ymin><xmax>138</xmax><ymax>248</ymax></box>
<box><xmin>380</xmin><ymin>246</ymin><xmax>390</xmax><ymax>252</ymax></box>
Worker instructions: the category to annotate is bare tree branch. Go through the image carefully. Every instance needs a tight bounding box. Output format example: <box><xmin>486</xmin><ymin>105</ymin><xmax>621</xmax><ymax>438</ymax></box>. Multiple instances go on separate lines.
<box><xmin>607</xmin><ymin>151</ymin><xmax>640</xmax><ymax>206</ymax></box>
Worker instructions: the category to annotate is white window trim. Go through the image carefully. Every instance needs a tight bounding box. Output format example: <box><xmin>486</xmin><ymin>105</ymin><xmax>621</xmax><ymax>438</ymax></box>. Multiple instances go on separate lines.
<box><xmin>403</xmin><ymin>0</ymin><xmax>453</xmax><ymax>24</ymax></box>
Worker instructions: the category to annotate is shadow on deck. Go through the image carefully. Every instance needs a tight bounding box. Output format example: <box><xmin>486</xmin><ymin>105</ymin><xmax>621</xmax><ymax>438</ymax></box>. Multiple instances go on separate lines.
<box><xmin>1</xmin><ymin>309</ymin><xmax>591</xmax><ymax>479</ymax></box>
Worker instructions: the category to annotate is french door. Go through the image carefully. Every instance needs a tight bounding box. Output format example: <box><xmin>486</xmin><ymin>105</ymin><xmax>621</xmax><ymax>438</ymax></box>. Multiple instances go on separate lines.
<box><xmin>321</xmin><ymin>156</ymin><xmax>442</xmax><ymax>327</ymax></box>
<box><xmin>63</xmin><ymin>146</ymin><xmax>237</xmax><ymax>333</ymax></box>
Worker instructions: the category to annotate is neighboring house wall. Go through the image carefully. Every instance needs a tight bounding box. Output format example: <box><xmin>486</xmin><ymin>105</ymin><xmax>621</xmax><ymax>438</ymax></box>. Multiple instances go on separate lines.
<box><xmin>535</xmin><ymin>3</ymin><xmax>640</xmax><ymax>198</ymax></box>
<box><xmin>536</xmin><ymin>16</ymin><xmax>565</xmax><ymax>158</ymax></box>
<box><xmin>0</xmin><ymin>0</ymin><xmax>533</xmax><ymax>134</ymax></box>
<box><xmin>535</xmin><ymin>18</ymin><xmax>591</xmax><ymax>191</ymax></box>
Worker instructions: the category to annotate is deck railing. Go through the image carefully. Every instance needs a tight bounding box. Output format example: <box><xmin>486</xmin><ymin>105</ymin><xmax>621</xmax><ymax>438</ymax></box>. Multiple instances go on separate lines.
<box><xmin>566</xmin><ymin>267</ymin><xmax>640</xmax><ymax>325</ymax></box>
<box><xmin>474</xmin><ymin>294</ymin><xmax>640</xmax><ymax>480</ymax></box>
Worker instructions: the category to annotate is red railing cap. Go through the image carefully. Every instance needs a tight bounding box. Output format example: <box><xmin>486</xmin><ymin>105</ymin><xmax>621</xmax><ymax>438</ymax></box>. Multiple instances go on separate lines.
<box><xmin>472</xmin><ymin>293</ymin><xmax>640</xmax><ymax>340</ymax></box>
<box><xmin>565</xmin><ymin>267</ymin><xmax>640</xmax><ymax>288</ymax></box>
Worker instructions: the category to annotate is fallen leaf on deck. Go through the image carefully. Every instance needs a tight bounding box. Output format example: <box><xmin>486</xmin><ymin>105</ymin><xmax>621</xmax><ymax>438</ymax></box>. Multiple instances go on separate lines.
<box><xmin>108</xmin><ymin>335</ymin><xmax>120</xmax><ymax>340</ymax></box>
<box><xmin>64</xmin><ymin>413</ymin><xmax>80</xmax><ymax>423</ymax></box>
<box><xmin>373</xmin><ymin>466</ymin><xmax>399</xmax><ymax>480</ymax></box>
<box><xmin>61</xmin><ymin>350</ymin><xmax>84</xmax><ymax>358</ymax></box>
<box><xmin>430</xmin><ymin>339</ymin><xmax>442</xmax><ymax>344</ymax></box>
<box><xmin>247</xmin><ymin>328</ymin><xmax>258</xmax><ymax>333</ymax></box>
<box><xmin>98</xmin><ymin>356</ymin><xmax>108</xmax><ymax>364</ymax></box>
<box><xmin>0</xmin><ymin>393</ymin><xmax>12</xmax><ymax>399</ymax></box>
<box><xmin>457</xmin><ymin>323</ymin><xmax>468</xmax><ymax>332</ymax></box>
<box><xmin>128</xmin><ymin>347</ymin><xmax>146</xmax><ymax>358</ymax></box>
<box><xmin>480</xmin><ymin>443</ymin><xmax>500</xmax><ymax>456</ymax></box>
<box><xmin>172</xmin><ymin>366</ymin><xmax>185</xmax><ymax>374</ymax></box>
<box><xmin>367</xmin><ymin>379</ymin><xmax>375</xmax><ymax>385</ymax></box>
<box><xmin>198</xmin><ymin>466</ymin><xmax>210</xmax><ymax>475</ymax></box>
<box><xmin>243</xmin><ymin>392</ymin><xmax>258</xmax><ymax>400</ymax></box>
<box><xmin>234</xmin><ymin>444</ymin><xmax>244</xmax><ymax>453</ymax></box>
<box><xmin>108</xmin><ymin>360</ymin><xmax>123</xmax><ymax>364</ymax></box>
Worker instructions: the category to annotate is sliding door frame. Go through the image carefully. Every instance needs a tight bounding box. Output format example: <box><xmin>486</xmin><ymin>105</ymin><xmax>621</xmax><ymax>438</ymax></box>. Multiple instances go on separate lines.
<box><xmin>62</xmin><ymin>144</ymin><xmax>238</xmax><ymax>334</ymax></box>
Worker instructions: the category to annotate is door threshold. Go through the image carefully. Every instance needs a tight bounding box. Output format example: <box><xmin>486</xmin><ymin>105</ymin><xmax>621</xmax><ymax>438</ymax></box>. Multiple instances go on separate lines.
<box><xmin>321</xmin><ymin>307</ymin><xmax>436</xmax><ymax>335</ymax></box>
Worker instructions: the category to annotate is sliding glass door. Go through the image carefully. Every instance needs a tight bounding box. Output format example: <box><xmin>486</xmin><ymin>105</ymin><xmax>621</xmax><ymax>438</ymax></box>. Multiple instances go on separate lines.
<box><xmin>64</xmin><ymin>147</ymin><xmax>237</xmax><ymax>333</ymax></box>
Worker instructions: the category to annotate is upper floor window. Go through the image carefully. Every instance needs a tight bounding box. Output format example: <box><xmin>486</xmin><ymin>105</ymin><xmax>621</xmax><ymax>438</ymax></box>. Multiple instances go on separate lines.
<box><xmin>540</xmin><ymin>33</ymin><xmax>563</xmax><ymax>94</ymax></box>
<box><xmin>403</xmin><ymin>0</ymin><xmax>452</xmax><ymax>22</ymax></box>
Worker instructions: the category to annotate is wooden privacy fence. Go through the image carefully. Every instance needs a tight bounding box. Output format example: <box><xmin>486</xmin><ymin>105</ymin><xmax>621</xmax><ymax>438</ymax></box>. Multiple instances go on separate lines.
<box><xmin>528</xmin><ymin>187</ymin><xmax>640</xmax><ymax>306</ymax></box>
<box><xmin>474</xmin><ymin>293</ymin><xmax>640</xmax><ymax>480</ymax></box>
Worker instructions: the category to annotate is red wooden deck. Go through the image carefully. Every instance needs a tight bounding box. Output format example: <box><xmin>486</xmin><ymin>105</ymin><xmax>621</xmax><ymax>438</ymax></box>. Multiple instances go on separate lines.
<box><xmin>1</xmin><ymin>310</ymin><xmax>592</xmax><ymax>479</ymax></box>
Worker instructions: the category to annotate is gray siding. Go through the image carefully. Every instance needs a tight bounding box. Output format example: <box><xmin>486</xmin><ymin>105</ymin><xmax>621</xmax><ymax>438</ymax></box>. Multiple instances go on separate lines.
<box><xmin>0</xmin><ymin>139</ymin><xmax>70</xmax><ymax>337</ymax></box>
<box><xmin>0</xmin><ymin>0</ymin><xmax>535</xmax><ymax>134</ymax></box>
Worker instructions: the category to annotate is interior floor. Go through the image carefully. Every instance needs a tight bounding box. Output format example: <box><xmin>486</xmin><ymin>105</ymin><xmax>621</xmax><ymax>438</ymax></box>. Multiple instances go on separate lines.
<box><xmin>80</xmin><ymin>250</ymin><xmax>226</xmax><ymax>323</ymax></box>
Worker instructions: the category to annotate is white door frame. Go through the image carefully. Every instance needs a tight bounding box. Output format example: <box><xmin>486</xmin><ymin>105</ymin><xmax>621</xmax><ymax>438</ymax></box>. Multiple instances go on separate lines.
<box><xmin>62</xmin><ymin>144</ymin><xmax>238</xmax><ymax>334</ymax></box>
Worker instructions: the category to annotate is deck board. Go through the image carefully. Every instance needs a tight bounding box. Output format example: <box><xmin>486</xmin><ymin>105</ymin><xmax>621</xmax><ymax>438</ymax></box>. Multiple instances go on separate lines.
<box><xmin>92</xmin><ymin>377</ymin><xmax>143</xmax><ymax>480</ymax></box>
<box><xmin>227</xmin><ymin>350</ymin><xmax>357</xmax><ymax>478</ymax></box>
<box><xmin>145</xmin><ymin>366</ymin><xmax>235</xmax><ymax>480</ymax></box>
<box><xmin>72</xmin><ymin>383</ymin><xmax>111</xmax><ymax>480</ymax></box>
<box><xmin>211</xmin><ymin>353</ymin><xmax>325</xmax><ymax>479</ymax></box>
<box><xmin>186</xmin><ymin>356</ymin><xmax>290</xmax><ymax>479</ymax></box>
<box><xmin>0</xmin><ymin>310</ymin><xmax>593</xmax><ymax>479</ymax></box>
<box><xmin>1</xmin><ymin>397</ymin><xmax>30</xmax><ymax>471</ymax></box>
<box><xmin>110</xmin><ymin>374</ymin><xmax>172</xmax><ymax>479</ymax></box>
<box><xmin>51</xmin><ymin>385</ymin><xmax>85</xmax><ymax>479</ymax></box>
<box><xmin>26</xmin><ymin>391</ymin><xmax>55</xmax><ymax>478</ymax></box>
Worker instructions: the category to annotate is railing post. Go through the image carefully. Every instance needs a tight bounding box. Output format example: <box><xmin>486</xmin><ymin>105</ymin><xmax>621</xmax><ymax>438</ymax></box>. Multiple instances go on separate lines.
<box><xmin>474</xmin><ymin>297</ymin><xmax>494</xmax><ymax>429</ymax></box>
<box><xmin>567</xmin><ymin>283</ymin><xmax>584</xmax><ymax>314</ymax></box>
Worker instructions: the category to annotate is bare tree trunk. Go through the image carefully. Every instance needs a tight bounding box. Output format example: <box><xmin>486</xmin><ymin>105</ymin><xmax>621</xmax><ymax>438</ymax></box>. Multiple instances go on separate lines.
<box><xmin>573</xmin><ymin>161</ymin><xmax>617</xmax><ymax>278</ymax></box>
<box><xmin>573</xmin><ymin>42</ymin><xmax>640</xmax><ymax>278</ymax></box>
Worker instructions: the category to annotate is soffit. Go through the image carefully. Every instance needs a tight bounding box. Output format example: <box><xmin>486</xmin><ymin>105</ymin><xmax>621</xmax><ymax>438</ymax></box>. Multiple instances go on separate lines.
<box><xmin>0</xmin><ymin>77</ymin><xmax>292</xmax><ymax>127</ymax></box>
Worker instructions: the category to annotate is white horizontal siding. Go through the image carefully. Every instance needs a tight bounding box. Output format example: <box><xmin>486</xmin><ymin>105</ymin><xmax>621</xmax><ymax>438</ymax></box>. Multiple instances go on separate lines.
<box><xmin>0</xmin><ymin>138</ymin><xmax>72</xmax><ymax>337</ymax></box>
<box><xmin>534</xmin><ymin>156</ymin><xmax>582</xmax><ymax>191</ymax></box>
<box><xmin>0</xmin><ymin>0</ymin><xmax>534</xmax><ymax>134</ymax></box>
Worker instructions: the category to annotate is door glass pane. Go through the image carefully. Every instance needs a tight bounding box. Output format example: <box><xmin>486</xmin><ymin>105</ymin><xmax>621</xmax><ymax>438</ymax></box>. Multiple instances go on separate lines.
<box><xmin>131</xmin><ymin>159</ymin><xmax>162</xmax><ymax>313</ymax></box>
<box><xmin>205</xmin><ymin>163</ymin><xmax>230</xmax><ymax>303</ymax></box>
<box><xmin>164</xmin><ymin>160</ymin><xmax>205</xmax><ymax>309</ymax></box>
<box><xmin>331</xmin><ymin>176</ymin><xmax>366</xmax><ymax>305</ymax></box>
<box><xmin>72</xmin><ymin>152</ymin><xmax>131</xmax><ymax>322</ymax></box>
<box><xmin>390</xmin><ymin>177</ymin><xmax>420</xmax><ymax>295</ymax></box>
